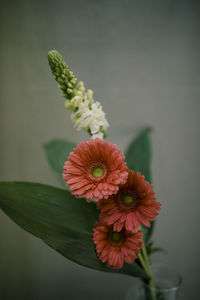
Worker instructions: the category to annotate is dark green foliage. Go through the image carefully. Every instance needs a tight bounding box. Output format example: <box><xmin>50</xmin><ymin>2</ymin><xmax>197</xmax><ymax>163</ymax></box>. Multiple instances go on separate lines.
<box><xmin>0</xmin><ymin>182</ymin><xmax>147</xmax><ymax>279</ymax></box>
<box><xmin>146</xmin><ymin>241</ymin><xmax>166</xmax><ymax>256</ymax></box>
<box><xmin>125</xmin><ymin>127</ymin><xmax>152</xmax><ymax>183</ymax></box>
<box><xmin>44</xmin><ymin>139</ymin><xmax>75</xmax><ymax>187</ymax></box>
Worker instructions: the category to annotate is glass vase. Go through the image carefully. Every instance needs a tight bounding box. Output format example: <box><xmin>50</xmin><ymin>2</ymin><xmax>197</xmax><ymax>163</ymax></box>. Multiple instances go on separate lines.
<box><xmin>125</xmin><ymin>264</ymin><xmax>182</xmax><ymax>300</ymax></box>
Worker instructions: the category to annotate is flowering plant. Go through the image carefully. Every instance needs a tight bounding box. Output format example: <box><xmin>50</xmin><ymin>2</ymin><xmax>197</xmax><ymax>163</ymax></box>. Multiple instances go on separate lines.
<box><xmin>0</xmin><ymin>51</ymin><xmax>162</xmax><ymax>299</ymax></box>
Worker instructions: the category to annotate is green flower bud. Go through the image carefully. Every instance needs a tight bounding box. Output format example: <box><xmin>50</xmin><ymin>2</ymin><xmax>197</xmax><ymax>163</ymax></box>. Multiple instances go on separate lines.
<box><xmin>48</xmin><ymin>50</ymin><xmax>77</xmax><ymax>99</ymax></box>
<box><xmin>64</xmin><ymin>100</ymin><xmax>74</xmax><ymax>110</ymax></box>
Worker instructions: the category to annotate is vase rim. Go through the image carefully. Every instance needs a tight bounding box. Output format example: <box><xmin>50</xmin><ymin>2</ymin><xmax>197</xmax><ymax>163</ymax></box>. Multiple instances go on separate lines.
<box><xmin>144</xmin><ymin>264</ymin><xmax>183</xmax><ymax>292</ymax></box>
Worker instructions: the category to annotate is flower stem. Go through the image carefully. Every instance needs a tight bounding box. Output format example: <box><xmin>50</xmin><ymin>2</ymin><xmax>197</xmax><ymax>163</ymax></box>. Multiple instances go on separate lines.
<box><xmin>142</xmin><ymin>245</ymin><xmax>154</xmax><ymax>278</ymax></box>
<box><xmin>138</xmin><ymin>245</ymin><xmax>157</xmax><ymax>300</ymax></box>
<box><xmin>137</xmin><ymin>253</ymin><xmax>151</xmax><ymax>277</ymax></box>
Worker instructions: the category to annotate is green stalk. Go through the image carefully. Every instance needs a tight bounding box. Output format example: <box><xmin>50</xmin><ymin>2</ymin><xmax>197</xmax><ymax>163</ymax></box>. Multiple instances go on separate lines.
<box><xmin>137</xmin><ymin>253</ymin><xmax>151</xmax><ymax>278</ymax></box>
<box><xmin>138</xmin><ymin>245</ymin><xmax>157</xmax><ymax>300</ymax></box>
<box><xmin>142</xmin><ymin>245</ymin><xmax>154</xmax><ymax>278</ymax></box>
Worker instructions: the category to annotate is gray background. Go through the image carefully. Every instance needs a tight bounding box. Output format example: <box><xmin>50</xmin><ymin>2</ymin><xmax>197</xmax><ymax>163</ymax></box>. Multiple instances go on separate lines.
<box><xmin>0</xmin><ymin>0</ymin><xmax>199</xmax><ymax>299</ymax></box>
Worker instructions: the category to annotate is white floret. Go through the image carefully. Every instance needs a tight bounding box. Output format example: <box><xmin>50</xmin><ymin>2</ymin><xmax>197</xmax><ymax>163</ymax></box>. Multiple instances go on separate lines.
<box><xmin>65</xmin><ymin>82</ymin><xmax>109</xmax><ymax>138</ymax></box>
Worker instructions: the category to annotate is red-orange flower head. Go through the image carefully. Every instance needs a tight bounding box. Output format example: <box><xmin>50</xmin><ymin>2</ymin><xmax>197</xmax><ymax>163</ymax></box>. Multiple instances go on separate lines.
<box><xmin>63</xmin><ymin>138</ymin><xmax>128</xmax><ymax>202</ymax></box>
<box><xmin>98</xmin><ymin>170</ymin><xmax>161</xmax><ymax>232</ymax></box>
<box><xmin>93</xmin><ymin>221</ymin><xmax>143</xmax><ymax>269</ymax></box>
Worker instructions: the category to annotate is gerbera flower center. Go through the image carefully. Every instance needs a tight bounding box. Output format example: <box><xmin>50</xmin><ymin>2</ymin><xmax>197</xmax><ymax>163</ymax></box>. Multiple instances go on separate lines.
<box><xmin>123</xmin><ymin>195</ymin><xmax>133</xmax><ymax>204</ymax></box>
<box><xmin>119</xmin><ymin>190</ymin><xmax>139</xmax><ymax>208</ymax></box>
<box><xmin>89</xmin><ymin>162</ymin><xmax>107</xmax><ymax>181</ymax></box>
<box><xmin>111</xmin><ymin>232</ymin><xmax>121</xmax><ymax>242</ymax></box>
<box><xmin>109</xmin><ymin>230</ymin><xmax>125</xmax><ymax>245</ymax></box>
<box><xmin>93</xmin><ymin>167</ymin><xmax>104</xmax><ymax>178</ymax></box>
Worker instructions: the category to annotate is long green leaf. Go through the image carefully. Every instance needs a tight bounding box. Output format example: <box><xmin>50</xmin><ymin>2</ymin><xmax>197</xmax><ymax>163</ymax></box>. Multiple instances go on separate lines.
<box><xmin>125</xmin><ymin>128</ymin><xmax>155</xmax><ymax>243</ymax></box>
<box><xmin>44</xmin><ymin>139</ymin><xmax>75</xmax><ymax>187</ymax></box>
<box><xmin>0</xmin><ymin>182</ymin><xmax>147</xmax><ymax>279</ymax></box>
<box><xmin>125</xmin><ymin>128</ymin><xmax>152</xmax><ymax>183</ymax></box>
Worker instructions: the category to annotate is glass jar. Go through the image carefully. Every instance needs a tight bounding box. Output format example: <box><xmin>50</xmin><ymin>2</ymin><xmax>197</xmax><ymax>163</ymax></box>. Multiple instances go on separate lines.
<box><xmin>125</xmin><ymin>264</ymin><xmax>182</xmax><ymax>300</ymax></box>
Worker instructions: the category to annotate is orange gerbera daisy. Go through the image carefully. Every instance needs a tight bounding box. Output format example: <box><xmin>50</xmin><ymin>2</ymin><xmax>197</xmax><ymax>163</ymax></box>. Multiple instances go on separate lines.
<box><xmin>98</xmin><ymin>170</ymin><xmax>161</xmax><ymax>232</ymax></box>
<box><xmin>63</xmin><ymin>138</ymin><xmax>128</xmax><ymax>202</ymax></box>
<box><xmin>93</xmin><ymin>221</ymin><xmax>143</xmax><ymax>269</ymax></box>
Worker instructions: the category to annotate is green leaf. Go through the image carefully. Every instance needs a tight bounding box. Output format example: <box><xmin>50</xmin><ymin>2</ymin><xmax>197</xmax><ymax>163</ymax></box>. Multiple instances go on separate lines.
<box><xmin>146</xmin><ymin>241</ymin><xmax>166</xmax><ymax>256</ymax></box>
<box><xmin>44</xmin><ymin>139</ymin><xmax>75</xmax><ymax>187</ymax></box>
<box><xmin>125</xmin><ymin>127</ymin><xmax>152</xmax><ymax>183</ymax></box>
<box><xmin>0</xmin><ymin>182</ymin><xmax>147</xmax><ymax>279</ymax></box>
<box><xmin>125</xmin><ymin>127</ymin><xmax>155</xmax><ymax>243</ymax></box>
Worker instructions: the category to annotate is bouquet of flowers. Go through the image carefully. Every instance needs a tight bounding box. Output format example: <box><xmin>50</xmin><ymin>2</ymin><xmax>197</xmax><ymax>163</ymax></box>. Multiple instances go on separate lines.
<box><xmin>0</xmin><ymin>51</ymin><xmax>162</xmax><ymax>299</ymax></box>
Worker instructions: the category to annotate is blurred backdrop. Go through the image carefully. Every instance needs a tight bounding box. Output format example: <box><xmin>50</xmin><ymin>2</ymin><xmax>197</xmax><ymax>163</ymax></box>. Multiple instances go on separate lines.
<box><xmin>0</xmin><ymin>0</ymin><xmax>199</xmax><ymax>299</ymax></box>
